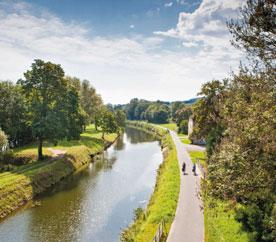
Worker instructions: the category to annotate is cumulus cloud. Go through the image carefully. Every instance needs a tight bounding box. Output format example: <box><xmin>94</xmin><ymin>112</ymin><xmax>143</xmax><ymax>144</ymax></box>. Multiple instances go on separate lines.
<box><xmin>155</xmin><ymin>0</ymin><xmax>244</xmax><ymax>59</ymax></box>
<box><xmin>164</xmin><ymin>2</ymin><xmax>173</xmax><ymax>8</ymax></box>
<box><xmin>0</xmin><ymin>1</ymin><xmax>243</xmax><ymax>104</ymax></box>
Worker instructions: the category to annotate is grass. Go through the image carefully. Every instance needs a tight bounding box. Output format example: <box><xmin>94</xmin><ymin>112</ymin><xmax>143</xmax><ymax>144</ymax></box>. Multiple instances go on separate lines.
<box><xmin>122</xmin><ymin>121</ymin><xmax>180</xmax><ymax>242</ymax></box>
<box><xmin>156</xmin><ymin>122</ymin><xmax>178</xmax><ymax>132</ymax></box>
<box><xmin>0</xmin><ymin>125</ymin><xmax>118</xmax><ymax>219</ymax></box>
<box><xmin>204</xmin><ymin>198</ymin><xmax>249</xmax><ymax>242</ymax></box>
<box><xmin>188</xmin><ymin>150</ymin><xmax>207</xmax><ymax>168</ymax></box>
<box><xmin>178</xmin><ymin>134</ymin><xmax>191</xmax><ymax>144</ymax></box>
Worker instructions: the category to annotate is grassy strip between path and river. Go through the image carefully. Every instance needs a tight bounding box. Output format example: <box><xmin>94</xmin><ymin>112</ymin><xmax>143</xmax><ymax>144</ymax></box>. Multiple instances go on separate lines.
<box><xmin>0</xmin><ymin>125</ymin><xmax>118</xmax><ymax>220</ymax></box>
<box><xmin>121</xmin><ymin>121</ymin><xmax>180</xmax><ymax>242</ymax></box>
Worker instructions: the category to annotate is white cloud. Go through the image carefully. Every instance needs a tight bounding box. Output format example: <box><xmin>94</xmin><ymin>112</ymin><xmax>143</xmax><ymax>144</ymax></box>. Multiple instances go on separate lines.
<box><xmin>0</xmin><ymin>1</ymin><xmax>244</xmax><ymax>104</ymax></box>
<box><xmin>164</xmin><ymin>2</ymin><xmax>173</xmax><ymax>8</ymax></box>
<box><xmin>130</xmin><ymin>24</ymin><xmax>135</xmax><ymax>29</ymax></box>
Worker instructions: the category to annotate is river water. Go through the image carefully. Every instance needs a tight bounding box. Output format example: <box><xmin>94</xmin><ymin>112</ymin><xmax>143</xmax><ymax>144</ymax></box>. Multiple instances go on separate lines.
<box><xmin>0</xmin><ymin>127</ymin><xmax>163</xmax><ymax>242</ymax></box>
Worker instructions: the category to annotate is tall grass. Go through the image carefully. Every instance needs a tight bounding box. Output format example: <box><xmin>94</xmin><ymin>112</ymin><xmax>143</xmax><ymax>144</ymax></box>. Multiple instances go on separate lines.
<box><xmin>204</xmin><ymin>198</ymin><xmax>249</xmax><ymax>242</ymax></box>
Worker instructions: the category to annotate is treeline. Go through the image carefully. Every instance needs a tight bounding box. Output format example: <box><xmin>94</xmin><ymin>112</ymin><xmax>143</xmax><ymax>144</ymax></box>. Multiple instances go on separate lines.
<box><xmin>192</xmin><ymin>1</ymin><xmax>275</xmax><ymax>241</ymax></box>
<box><xmin>0</xmin><ymin>59</ymin><xmax>125</xmax><ymax>160</ymax></box>
<box><xmin>123</xmin><ymin>98</ymin><xmax>193</xmax><ymax>130</ymax></box>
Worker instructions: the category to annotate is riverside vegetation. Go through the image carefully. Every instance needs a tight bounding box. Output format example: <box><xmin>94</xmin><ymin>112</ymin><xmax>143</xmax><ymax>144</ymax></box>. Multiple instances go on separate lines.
<box><xmin>0</xmin><ymin>60</ymin><xmax>125</xmax><ymax>219</ymax></box>
<box><xmin>121</xmin><ymin>121</ymin><xmax>180</xmax><ymax>242</ymax></box>
<box><xmin>191</xmin><ymin>1</ymin><xmax>275</xmax><ymax>241</ymax></box>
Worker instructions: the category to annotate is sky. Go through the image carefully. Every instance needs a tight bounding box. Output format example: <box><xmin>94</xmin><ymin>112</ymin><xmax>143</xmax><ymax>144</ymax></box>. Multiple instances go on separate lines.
<box><xmin>0</xmin><ymin>0</ymin><xmax>244</xmax><ymax>104</ymax></box>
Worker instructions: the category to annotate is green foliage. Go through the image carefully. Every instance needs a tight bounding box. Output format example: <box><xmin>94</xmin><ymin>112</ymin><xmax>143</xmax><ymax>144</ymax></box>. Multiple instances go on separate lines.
<box><xmin>144</xmin><ymin>103</ymin><xmax>170</xmax><ymax>124</ymax></box>
<box><xmin>125</xmin><ymin>99</ymin><xmax>171</xmax><ymax>123</ymax></box>
<box><xmin>204</xmin><ymin>198</ymin><xmax>250</xmax><ymax>242</ymax></box>
<box><xmin>174</xmin><ymin>105</ymin><xmax>192</xmax><ymax>126</ymax></box>
<box><xmin>171</xmin><ymin>101</ymin><xmax>185</xmax><ymax>120</ymax></box>
<box><xmin>0</xmin><ymin>128</ymin><xmax>8</xmax><ymax>152</ymax></box>
<box><xmin>79</xmin><ymin>79</ymin><xmax>103</xmax><ymax>125</ymax></box>
<box><xmin>178</xmin><ymin>119</ymin><xmax>188</xmax><ymax>134</ymax></box>
<box><xmin>115</xmin><ymin>109</ymin><xmax>126</xmax><ymax>128</ymax></box>
<box><xmin>0</xmin><ymin>81</ymin><xmax>32</xmax><ymax>146</ymax></box>
<box><xmin>195</xmin><ymin>2</ymin><xmax>276</xmax><ymax>239</ymax></box>
<box><xmin>18</xmin><ymin>59</ymin><xmax>85</xmax><ymax>159</ymax></box>
<box><xmin>99</xmin><ymin>110</ymin><xmax>119</xmax><ymax>138</ymax></box>
<box><xmin>191</xmin><ymin>80</ymin><xmax>227</xmax><ymax>156</ymax></box>
<box><xmin>227</xmin><ymin>0</ymin><xmax>276</xmax><ymax>66</ymax></box>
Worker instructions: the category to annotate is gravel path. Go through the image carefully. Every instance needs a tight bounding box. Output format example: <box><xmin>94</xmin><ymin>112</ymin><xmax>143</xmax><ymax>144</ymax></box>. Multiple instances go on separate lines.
<box><xmin>167</xmin><ymin>131</ymin><xmax>204</xmax><ymax>242</ymax></box>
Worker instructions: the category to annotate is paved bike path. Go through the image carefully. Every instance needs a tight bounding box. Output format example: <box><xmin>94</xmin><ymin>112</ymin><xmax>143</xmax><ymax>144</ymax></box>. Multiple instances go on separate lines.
<box><xmin>167</xmin><ymin>131</ymin><xmax>204</xmax><ymax>242</ymax></box>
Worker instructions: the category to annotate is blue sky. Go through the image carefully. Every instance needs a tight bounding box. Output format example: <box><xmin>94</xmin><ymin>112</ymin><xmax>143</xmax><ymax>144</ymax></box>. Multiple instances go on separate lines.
<box><xmin>26</xmin><ymin>0</ymin><xmax>201</xmax><ymax>36</ymax></box>
<box><xmin>0</xmin><ymin>0</ymin><xmax>244</xmax><ymax>104</ymax></box>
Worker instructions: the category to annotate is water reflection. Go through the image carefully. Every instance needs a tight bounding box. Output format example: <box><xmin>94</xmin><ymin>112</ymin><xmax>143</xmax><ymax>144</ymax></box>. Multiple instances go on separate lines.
<box><xmin>0</xmin><ymin>128</ymin><xmax>163</xmax><ymax>242</ymax></box>
<box><xmin>125</xmin><ymin>127</ymin><xmax>158</xmax><ymax>144</ymax></box>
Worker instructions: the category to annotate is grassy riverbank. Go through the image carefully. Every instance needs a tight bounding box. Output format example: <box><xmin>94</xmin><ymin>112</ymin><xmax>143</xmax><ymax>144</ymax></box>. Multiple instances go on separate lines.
<box><xmin>0</xmin><ymin>125</ymin><xmax>118</xmax><ymax>219</ymax></box>
<box><xmin>121</xmin><ymin>121</ymin><xmax>180</xmax><ymax>242</ymax></box>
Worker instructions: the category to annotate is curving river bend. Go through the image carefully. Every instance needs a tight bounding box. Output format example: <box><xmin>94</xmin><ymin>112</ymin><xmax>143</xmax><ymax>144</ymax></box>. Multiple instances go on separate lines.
<box><xmin>0</xmin><ymin>127</ymin><xmax>163</xmax><ymax>242</ymax></box>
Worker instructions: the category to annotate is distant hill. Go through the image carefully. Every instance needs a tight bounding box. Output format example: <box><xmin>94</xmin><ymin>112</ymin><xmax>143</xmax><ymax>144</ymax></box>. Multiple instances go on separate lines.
<box><xmin>183</xmin><ymin>97</ymin><xmax>200</xmax><ymax>105</ymax></box>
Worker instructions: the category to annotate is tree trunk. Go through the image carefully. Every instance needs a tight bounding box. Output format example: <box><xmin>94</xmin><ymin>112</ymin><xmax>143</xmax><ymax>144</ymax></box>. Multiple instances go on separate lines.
<box><xmin>102</xmin><ymin>132</ymin><xmax>105</xmax><ymax>140</ymax></box>
<box><xmin>38</xmin><ymin>138</ymin><xmax>43</xmax><ymax>160</ymax></box>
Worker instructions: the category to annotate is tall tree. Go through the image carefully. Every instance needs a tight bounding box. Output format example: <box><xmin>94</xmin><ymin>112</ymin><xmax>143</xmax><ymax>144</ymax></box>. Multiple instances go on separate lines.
<box><xmin>115</xmin><ymin>110</ymin><xmax>126</xmax><ymax>128</ymax></box>
<box><xmin>99</xmin><ymin>110</ymin><xmax>119</xmax><ymax>139</ymax></box>
<box><xmin>80</xmin><ymin>79</ymin><xmax>103</xmax><ymax>127</ymax></box>
<box><xmin>0</xmin><ymin>81</ymin><xmax>31</xmax><ymax>146</ymax></box>
<box><xmin>18</xmin><ymin>59</ymin><xmax>69</xmax><ymax>160</ymax></box>
<box><xmin>192</xmin><ymin>80</ymin><xmax>227</xmax><ymax>156</ymax></box>
<box><xmin>228</xmin><ymin>0</ymin><xmax>276</xmax><ymax>66</ymax></box>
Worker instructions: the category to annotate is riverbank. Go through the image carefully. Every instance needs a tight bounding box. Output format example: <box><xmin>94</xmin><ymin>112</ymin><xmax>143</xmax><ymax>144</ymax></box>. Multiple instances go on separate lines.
<box><xmin>0</xmin><ymin>125</ymin><xmax>118</xmax><ymax>220</ymax></box>
<box><xmin>121</xmin><ymin>121</ymin><xmax>180</xmax><ymax>242</ymax></box>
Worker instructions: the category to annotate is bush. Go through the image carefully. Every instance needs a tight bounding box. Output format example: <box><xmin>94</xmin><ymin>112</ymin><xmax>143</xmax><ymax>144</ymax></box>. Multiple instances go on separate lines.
<box><xmin>178</xmin><ymin>120</ymin><xmax>188</xmax><ymax>134</ymax></box>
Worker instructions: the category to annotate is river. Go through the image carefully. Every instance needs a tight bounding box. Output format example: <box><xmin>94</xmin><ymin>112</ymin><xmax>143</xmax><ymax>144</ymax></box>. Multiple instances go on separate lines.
<box><xmin>0</xmin><ymin>127</ymin><xmax>163</xmax><ymax>242</ymax></box>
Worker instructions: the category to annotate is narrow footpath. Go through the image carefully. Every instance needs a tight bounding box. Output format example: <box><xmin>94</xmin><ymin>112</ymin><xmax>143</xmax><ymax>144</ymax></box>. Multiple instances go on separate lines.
<box><xmin>167</xmin><ymin>131</ymin><xmax>204</xmax><ymax>242</ymax></box>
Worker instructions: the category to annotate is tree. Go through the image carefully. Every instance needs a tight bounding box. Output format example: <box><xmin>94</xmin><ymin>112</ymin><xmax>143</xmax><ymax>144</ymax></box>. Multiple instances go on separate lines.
<box><xmin>115</xmin><ymin>110</ymin><xmax>126</xmax><ymax>128</ymax></box>
<box><xmin>178</xmin><ymin>120</ymin><xmax>188</xmax><ymax>134</ymax></box>
<box><xmin>80</xmin><ymin>79</ymin><xmax>103</xmax><ymax>128</ymax></box>
<box><xmin>228</xmin><ymin>0</ymin><xmax>276</xmax><ymax>66</ymax></box>
<box><xmin>126</xmin><ymin>98</ymin><xmax>139</xmax><ymax>120</ymax></box>
<box><xmin>63</xmin><ymin>82</ymin><xmax>86</xmax><ymax>140</ymax></box>
<box><xmin>174</xmin><ymin>105</ymin><xmax>192</xmax><ymax>126</ymax></box>
<box><xmin>207</xmin><ymin>69</ymin><xmax>275</xmax><ymax>241</ymax></box>
<box><xmin>99</xmin><ymin>110</ymin><xmax>119</xmax><ymax>139</ymax></box>
<box><xmin>0</xmin><ymin>81</ymin><xmax>31</xmax><ymax>146</ymax></box>
<box><xmin>144</xmin><ymin>104</ymin><xmax>170</xmax><ymax>123</ymax></box>
<box><xmin>18</xmin><ymin>59</ymin><xmax>70</xmax><ymax>160</ymax></box>
<box><xmin>171</xmin><ymin>101</ymin><xmax>185</xmax><ymax>120</ymax></box>
<box><xmin>0</xmin><ymin>128</ymin><xmax>8</xmax><ymax>152</ymax></box>
<box><xmin>192</xmin><ymin>80</ymin><xmax>227</xmax><ymax>156</ymax></box>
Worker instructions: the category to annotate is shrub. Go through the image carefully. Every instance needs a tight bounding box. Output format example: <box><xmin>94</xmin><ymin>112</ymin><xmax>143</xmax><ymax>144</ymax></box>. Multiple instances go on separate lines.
<box><xmin>178</xmin><ymin>120</ymin><xmax>188</xmax><ymax>134</ymax></box>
